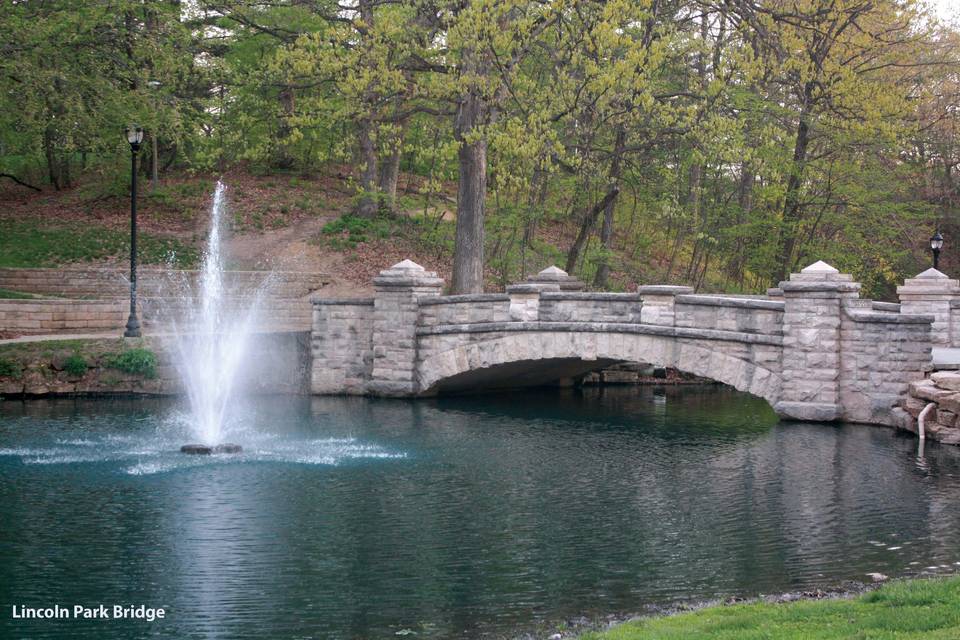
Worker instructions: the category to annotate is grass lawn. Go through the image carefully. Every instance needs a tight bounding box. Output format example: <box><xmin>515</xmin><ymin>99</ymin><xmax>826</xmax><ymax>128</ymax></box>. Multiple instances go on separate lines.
<box><xmin>0</xmin><ymin>288</ymin><xmax>35</xmax><ymax>299</ymax></box>
<box><xmin>579</xmin><ymin>577</ymin><xmax>960</xmax><ymax>640</ymax></box>
<box><xmin>0</xmin><ymin>221</ymin><xmax>197</xmax><ymax>269</ymax></box>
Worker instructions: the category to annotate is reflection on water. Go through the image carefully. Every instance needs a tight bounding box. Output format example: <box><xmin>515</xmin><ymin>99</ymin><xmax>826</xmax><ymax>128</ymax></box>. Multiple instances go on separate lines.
<box><xmin>1</xmin><ymin>387</ymin><xmax>960</xmax><ymax>639</ymax></box>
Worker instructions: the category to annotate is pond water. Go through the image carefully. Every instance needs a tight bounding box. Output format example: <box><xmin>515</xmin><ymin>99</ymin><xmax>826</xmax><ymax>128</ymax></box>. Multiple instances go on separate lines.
<box><xmin>2</xmin><ymin>386</ymin><xmax>960</xmax><ymax>639</ymax></box>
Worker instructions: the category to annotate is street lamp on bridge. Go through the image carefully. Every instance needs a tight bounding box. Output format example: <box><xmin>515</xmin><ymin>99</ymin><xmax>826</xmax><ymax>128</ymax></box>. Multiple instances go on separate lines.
<box><xmin>931</xmin><ymin>229</ymin><xmax>944</xmax><ymax>271</ymax></box>
<box><xmin>124</xmin><ymin>125</ymin><xmax>144</xmax><ymax>338</ymax></box>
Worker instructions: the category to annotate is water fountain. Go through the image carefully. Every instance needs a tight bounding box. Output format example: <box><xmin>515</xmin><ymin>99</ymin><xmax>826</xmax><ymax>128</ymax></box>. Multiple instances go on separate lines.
<box><xmin>176</xmin><ymin>181</ymin><xmax>260</xmax><ymax>454</ymax></box>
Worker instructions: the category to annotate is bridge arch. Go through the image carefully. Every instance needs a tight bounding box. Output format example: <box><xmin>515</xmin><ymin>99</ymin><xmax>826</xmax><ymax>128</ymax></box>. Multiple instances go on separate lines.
<box><xmin>417</xmin><ymin>331</ymin><xmax>783</xmax><ymax>406</ymax></box>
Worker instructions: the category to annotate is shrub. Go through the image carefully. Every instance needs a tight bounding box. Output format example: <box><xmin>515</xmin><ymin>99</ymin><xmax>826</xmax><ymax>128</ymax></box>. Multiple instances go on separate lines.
<box><xmin>63</xmin><ymin>354</ymin><xmax>88</xmax><ymax>377</ymax></box>
<box><xmin>107</xmin><ymin>348</ymin><xmax>157</xmax><ymax>379</ymax></box>
<box><xmin>0</xmin><ymin>356</ymin><xmax>22</xmax><ymax>379</ymax></box>
<box><xmin>321</xmin><ymin>214</ymin><xmax>394</xmax><ymax>247</ymax></box>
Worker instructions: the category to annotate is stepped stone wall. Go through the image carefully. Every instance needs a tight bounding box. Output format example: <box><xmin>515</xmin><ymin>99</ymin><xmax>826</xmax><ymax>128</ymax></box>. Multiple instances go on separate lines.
<box><xmin>0</xmin><ymin>267</ymin><xmax>329</xmax><ymax>300</ymax></box>
<box><xmin>0</xmin><ymin>267</ymin><xmax>329</xmax><ymax>335</ymax></box>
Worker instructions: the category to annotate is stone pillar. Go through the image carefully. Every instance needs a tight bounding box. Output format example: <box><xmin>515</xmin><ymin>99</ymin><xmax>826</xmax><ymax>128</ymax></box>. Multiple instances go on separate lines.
<box><xmin>638</xmin><ymin>285</ymin><xmax>694</xmax><ymax>326</ymax></box>
<box><xmin>311</xmin><ymin>298</ymin><xmax>374</xmax><ymax>394</ymax></box>
<box><xmin>897</xmin><ymin>268</ymin><xmax>960</xmax><ymax>347</ymax></box>
<box><xmin>368</xmin><ymin>260</ymin><xmax>443</xmax><ymax>396</ymax></box>
<box><xmin>776</xmin><ymin>260</ymin><xmax>860</xmax><ymax>421</ymax></box>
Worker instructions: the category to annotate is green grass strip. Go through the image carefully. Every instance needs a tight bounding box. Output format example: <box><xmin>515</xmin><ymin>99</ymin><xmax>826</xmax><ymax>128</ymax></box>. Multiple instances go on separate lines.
<box><xmin>579</xmin><ymin>577</ymin><xmax>960</xmax><ymax>640</ymax></box>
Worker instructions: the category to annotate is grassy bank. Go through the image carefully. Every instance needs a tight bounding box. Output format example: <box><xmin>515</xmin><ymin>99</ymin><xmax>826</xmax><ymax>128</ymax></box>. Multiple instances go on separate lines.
<box><xmin>578</xmin><ymin>577</ymin><xmax>960</xmax><ymax>639</ymax></box>
<box><xmin>0</xmin><ymin>220</ymin><xmax>197</xmax><ymax>269</ymax></box>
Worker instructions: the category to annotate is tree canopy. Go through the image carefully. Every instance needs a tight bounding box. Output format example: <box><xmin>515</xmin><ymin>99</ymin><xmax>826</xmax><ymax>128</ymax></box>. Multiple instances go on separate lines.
<box><xmin>1</xmin><ymin>0</ymin><xmax>958</xmax><ymax>296</ymax></box>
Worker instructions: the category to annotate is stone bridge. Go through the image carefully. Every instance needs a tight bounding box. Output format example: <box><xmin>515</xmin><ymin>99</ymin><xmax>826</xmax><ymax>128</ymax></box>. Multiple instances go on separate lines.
<box><xmin>312</xmin><ymin>260</ymin><xmax>943</xmax><ymax>427</ymax></box>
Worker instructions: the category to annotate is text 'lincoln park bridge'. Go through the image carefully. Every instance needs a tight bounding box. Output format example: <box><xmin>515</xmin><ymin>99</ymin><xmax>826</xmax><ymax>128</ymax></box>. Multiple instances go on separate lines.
<box><xmin>310</xmin><ymin>259</ymin><xmax>960</xmax><ymax>428</ymax></box>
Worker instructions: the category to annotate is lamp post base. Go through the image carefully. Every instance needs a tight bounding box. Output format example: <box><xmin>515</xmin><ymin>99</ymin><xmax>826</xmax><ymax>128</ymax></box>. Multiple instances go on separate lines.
<box><xmin>123</xmin><ymin>314</ymin><xmax>142</xmax><ymax>338</ymax></box>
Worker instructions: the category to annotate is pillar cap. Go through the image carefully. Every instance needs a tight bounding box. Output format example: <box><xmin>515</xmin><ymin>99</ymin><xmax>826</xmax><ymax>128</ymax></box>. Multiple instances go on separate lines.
<box><xmin>912</xmin><ymin>267</ymin><xmax>950</xmax><ymax>280</ymax></box>
<box><xmin>801</xmin><ymin>260</ymin><xmax>839</xmax><ymax>274</ymax></box>
<box><xmin>374</xmin><ymin>259</ymin><xmax>443</xmax><ymax>289</ymax></box>
<box><xmin>781</xmin><ymin>260</ymin><xmax>855</xmax><ymax>287</ymax></box>
<box><xmin>897</xmin><ymin>268</ymin><xmax>960</xmax><ymax>296</ymax></box>
<box><xmin>525</xmin><ymin>265</ymin><xmax>585</xmax><ymax>291</ymax></box>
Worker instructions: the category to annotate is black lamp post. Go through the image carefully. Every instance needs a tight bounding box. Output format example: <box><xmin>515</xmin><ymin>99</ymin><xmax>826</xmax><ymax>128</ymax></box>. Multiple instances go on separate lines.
<box><xmin>124</xmin><ymin>125</ymin><xmax>144</xmax><ymax>338</ymax></box>
<box><xmin>931</xmin><ymin>229</ymin><xmax>944</xmax><ymax>271</ymax></box>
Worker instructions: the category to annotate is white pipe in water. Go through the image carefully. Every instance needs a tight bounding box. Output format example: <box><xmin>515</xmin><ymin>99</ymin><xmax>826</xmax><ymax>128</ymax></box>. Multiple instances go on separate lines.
<box><xmin>918</xmin><ymin>402</ymin><xmax>936</xmax><ymax>442</ymax></box>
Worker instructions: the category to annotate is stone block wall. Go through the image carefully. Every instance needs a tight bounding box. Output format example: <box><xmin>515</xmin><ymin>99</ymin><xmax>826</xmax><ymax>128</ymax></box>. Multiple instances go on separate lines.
<box><xmin>0</xmin><ymin>299</ymin><xmax>127</xmax><ymax>334</ymax></box>
<box><xmin>311</xmin><ymin>299</ymin><xmax>375</xmax><ymax>395</ymax></box>
<box><xmin>674</xmin><ymin>295</ymin><xmax>784</xmax><ymax>336</ymax></box>
<box><xmin>538</xmin><ymin>292</ymin><xmax>642</xmax><ymax>323</ymax></box>
<box><xmin>0</xmin><ymin>267</ymin><xmax>329</xmax><ymax>300</ymax></box>
<box><xmin>0</xmin><ymin>297</ymin><xmax>313</xmax><ymax>335</ymax></box>
<box><xmin>418</xmin><ymin>294</ymin><xmax>511</xmax><ymax>325</ymax></box>
<box><xmin>141</xmin><ymin>297</ymin><xmax>313</xmax><ymax>332</ymax></box>
<box><xmin>840</xmin><ymin>302</ymin><xmax>932</xmax><ymax>426</ymax></box>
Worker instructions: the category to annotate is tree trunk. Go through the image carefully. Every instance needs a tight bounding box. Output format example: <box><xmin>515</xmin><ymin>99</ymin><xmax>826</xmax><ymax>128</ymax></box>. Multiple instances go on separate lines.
<box><xmin>354</xmin><ymin>0</ymin><xmax>379</xmax><ymax>218</ymax></box>
<box><xmin>274</xmin><ymin>86</ymin><xmax>296</xmax><ymax>169</ymax></box>
<box><xmin>356</xmin><ymin>118</ymin><xmax>379</xmax><ymax>218</ymax></box>
<box><xmin>593</xmin><ymin>128</ymin><xmax>626</xmax><ymax>288</ymax></box>
<box><xmin>451</xmin><ymin>50</ymin><xmax>490</xmax><ymax>294</ymax></box>
<box><xmin>777</xmin><ymin>89</ymin><xmax>813</xmax><ymax>283</ymax></box>
<box><xmin>44</xmin><ymin>124</ymin><xmax>61</xmax><ymax>190</ymax></box>
<box><xmin>727</xmin><ymin>162</ymin><xmax>754</xmax><ymax>282</ymax></box>
<box><xmin>565</xmin><ymin>188</ymin><xmax>620</xmax><ymax>273</ymax></box>
<box><xmin>521</xmin><ymin>166</ymin><xmax>548</xmax><ymax>277</ymax></box>
<box><xmin>451</xmin><ymin>107</ymin><xmax>487</xmax><ymax>292</ymax></box>
<box><xmin>377</xmin><ymin>124</ymin><xmax>404</xmax><ymax>212</ymax></box>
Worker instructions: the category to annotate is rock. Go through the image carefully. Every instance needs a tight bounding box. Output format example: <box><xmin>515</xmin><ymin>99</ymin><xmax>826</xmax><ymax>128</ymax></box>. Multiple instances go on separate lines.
<box><xmin>937</xmin><ymin>409</ymin><xmax>958</xmax><ymax>428</ymax></box>
<box><xmin>938</xmin><ymin>392</ymin><xmax>960</xmax><ymax>415</ymax></box>
<box><xmin>923</xmin><ymin>422</ymin><xmax>960</xmax><ymax>444</ymax></box>
<box><xmin>931</xmin><ymin>371</ymin><xmax>960</xmax><ymax>392</ymax></box>
<box><xmin>180</xmin><ymin>443</ymin><xmax>242</xmax><ymax>455</ymax></box>
<box><xmin>903</xmin><ymin>396</ymin><xmax>928</xmax><ymax>418</ymax></box>
<box><xmin>213</xmin><ymin>443</ymin><xmax>242</xmax><ymax>454</ymax></box>
<box><xmin>866</xmin><ymin>572</ymin><xmax>889</xmax><ymax>582</ymax></box>
<box><xmin>49</xmin><ymin>354</ymin><xmax>67</xmax><ymax>372</ymax></box>
<box><xmin>180</xmin><ymin>444</ymin><xmax>212</xmax><ymax>455</ymax></box>
<box><xmin>909</xmin><ymin>380</ymin><xmax>953</xmax><ymax>402</ymax></box>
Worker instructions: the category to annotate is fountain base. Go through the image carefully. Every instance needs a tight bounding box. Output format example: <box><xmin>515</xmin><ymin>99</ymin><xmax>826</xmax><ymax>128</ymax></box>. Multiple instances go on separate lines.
<box><xmin>180</xmin><ymin>443</ymin><xmax>243</xmax><ymax>455</ymax></box>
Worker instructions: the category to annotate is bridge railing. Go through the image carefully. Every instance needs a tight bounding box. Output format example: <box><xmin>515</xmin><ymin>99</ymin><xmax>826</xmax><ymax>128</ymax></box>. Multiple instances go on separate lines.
<box><xmin>674</xmin><ymin>294</ymin><xmax>784</xmax><ymax>337</ymax></box>
<box><xmin>418</xmin><ymin>294</ymin><xmax>511</xmax><ymax>326</ymax></box>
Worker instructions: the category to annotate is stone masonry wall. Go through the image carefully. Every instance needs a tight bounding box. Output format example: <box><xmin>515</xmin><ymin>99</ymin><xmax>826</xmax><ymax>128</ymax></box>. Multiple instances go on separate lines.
<box><xmin>418</xmin><ymin>294</ymin><xmax>511</xmax><ymax>325</ymax></box>
<box><xmin>311</xmin><ymin>299</ymin><xmax>374</xmax><ymax>395</ymax></box>
<box><xmin>0</xmin><ymin>299</ymin><xmax>127</xmax><ymax>334</ymax></box>
<box><xmin>0</xmin><ymin>267</ymin><xmax>329</xmax><ymax>300</ymax></box>
<box><xmin>840</xmin><ymin>301</ymin><xmax>931</xmax><ymax>426</ymax></box>
<box><xmin>538</xmin><ymin>292</ymin><xmax>642</xmax><ymax>323</ymax></box>
<box><xmin>674</xmin><ymin>295</ymin><xmax>783</xmax><ymax>337</ymax></box>
<box><xmin>0</xmin><ymin>296</ymin><xmax>313</xmax><ymax>335</ymax></box>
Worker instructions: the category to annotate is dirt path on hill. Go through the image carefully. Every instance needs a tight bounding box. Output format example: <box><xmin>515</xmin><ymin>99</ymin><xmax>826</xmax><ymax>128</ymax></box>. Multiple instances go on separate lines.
<box><xmin>225</xmin><ymin>216</ymin><xmax>373</xmax><ymax>297</ymax></box>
